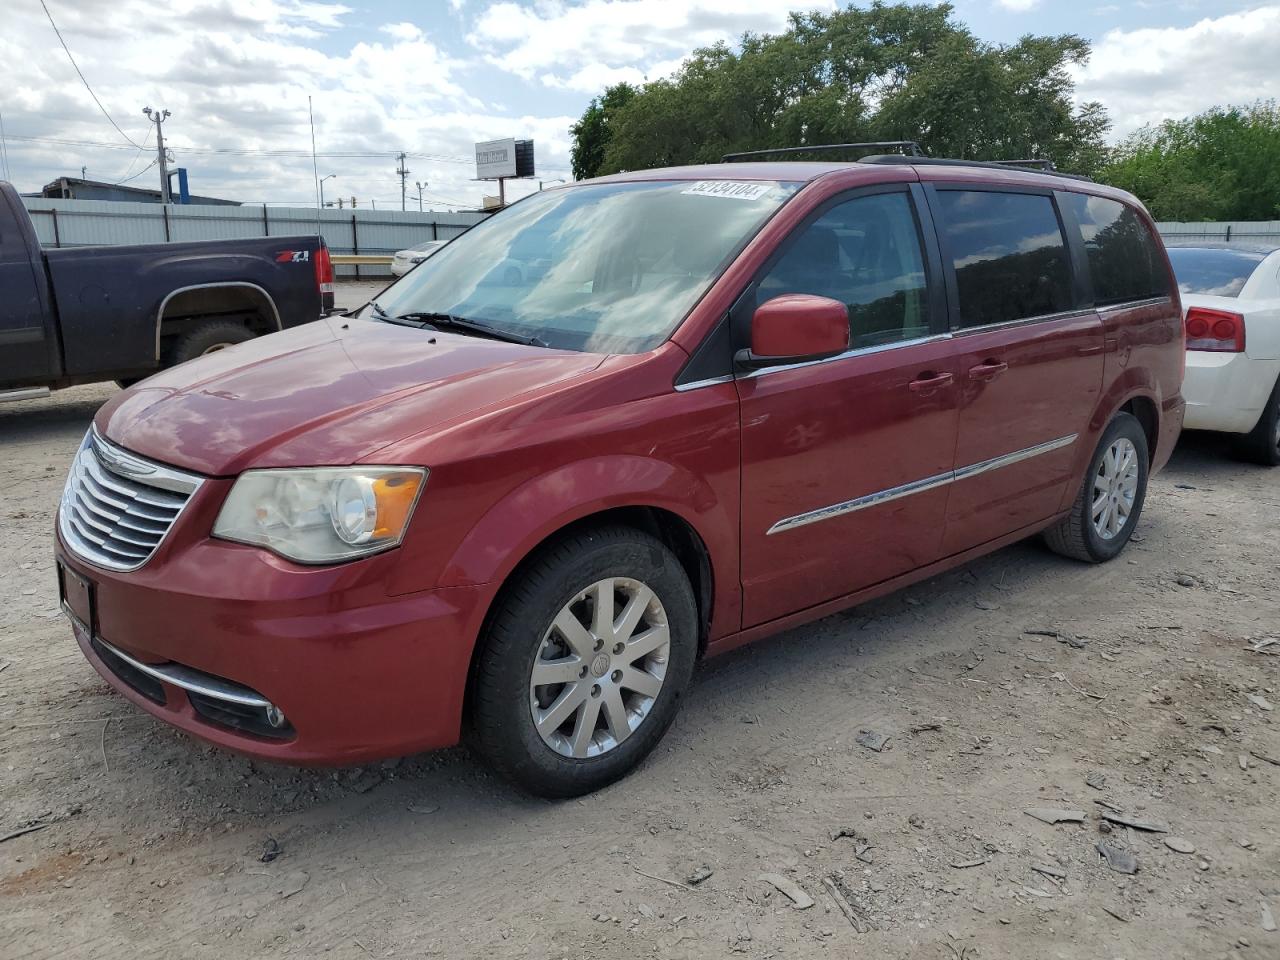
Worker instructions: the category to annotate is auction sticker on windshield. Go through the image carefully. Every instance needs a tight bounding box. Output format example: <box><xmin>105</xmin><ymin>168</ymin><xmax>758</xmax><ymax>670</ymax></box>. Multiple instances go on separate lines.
<box><xmin>681</xmin><ymin>181</ymin><xmax>772</xmax><ymax>201</ymax></box>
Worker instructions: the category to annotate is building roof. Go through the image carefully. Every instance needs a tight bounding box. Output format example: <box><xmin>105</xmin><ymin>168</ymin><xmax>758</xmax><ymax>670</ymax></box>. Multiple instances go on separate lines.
<box><xmin>40</xmin><ymin>176</ymin><xmax>240</xmax><ymax>206</ymax></box>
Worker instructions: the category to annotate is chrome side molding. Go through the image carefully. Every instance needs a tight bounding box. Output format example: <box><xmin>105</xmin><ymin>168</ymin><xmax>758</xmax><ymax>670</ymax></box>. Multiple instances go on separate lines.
<box><xmin>767</xmin><ymin>433</ymin><xmax>1078</xmax><ymax>535</ymax></box>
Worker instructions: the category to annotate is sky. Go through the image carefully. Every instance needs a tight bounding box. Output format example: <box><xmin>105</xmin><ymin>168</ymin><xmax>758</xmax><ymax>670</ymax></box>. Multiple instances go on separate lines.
<box><xmin>1</xmin><ymin>0</ymin><xmax>1277</xmax><ymax>210</ymax></box>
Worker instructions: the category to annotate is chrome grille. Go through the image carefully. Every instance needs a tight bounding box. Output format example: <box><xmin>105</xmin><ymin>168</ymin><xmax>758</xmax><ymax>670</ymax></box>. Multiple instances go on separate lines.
<box><xmin>59</xmin><ymin>430</ymin><xmax>204</xmax><ymax>571</ymax></box>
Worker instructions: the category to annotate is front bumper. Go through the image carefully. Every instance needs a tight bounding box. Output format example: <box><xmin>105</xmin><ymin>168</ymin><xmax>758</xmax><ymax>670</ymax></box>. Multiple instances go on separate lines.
<box><xmin>57</xmin><ymin>528</ymin><xmax>489</xmax><ymax>765</ymax></box>
<box><xmin>1183</xmin><ymin>352</ymin><xmax>1280</xmax><ymax>434</ymax></box>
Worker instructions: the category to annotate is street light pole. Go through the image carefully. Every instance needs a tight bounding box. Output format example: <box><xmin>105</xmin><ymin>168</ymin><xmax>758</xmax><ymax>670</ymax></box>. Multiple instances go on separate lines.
<box><xmin>319</xmin><ymin>174</ymin><xmax>337</xmax><ymax>207</ymax></box>
<box><xmin>142</xmin><ymin>106</ymin><xmax>172</xmax><ymax>203</ymax></box>
<box><xmin>415</xmin><ymin>181</ymin><xmax>427</xmax><ymax>212</ymax></box>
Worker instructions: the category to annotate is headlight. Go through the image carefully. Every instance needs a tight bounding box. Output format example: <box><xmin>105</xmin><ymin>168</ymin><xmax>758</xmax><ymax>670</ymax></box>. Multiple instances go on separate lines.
<box><xmin>212</xmin><ymin>467</ymin><xmax>427</xmax><ymax>564</ymax></box>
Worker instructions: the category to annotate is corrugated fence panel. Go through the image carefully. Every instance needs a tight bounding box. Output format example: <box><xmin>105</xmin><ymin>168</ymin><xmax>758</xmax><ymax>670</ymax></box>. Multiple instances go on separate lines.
<box><xmin>18</xmin><ymin>198</ymin><xmax>489</xmax><ymax>277</ymax></box>
<box><xmin>1156</xmin><ymin>221</ymin><xmax>1280</xmax><ymax>243</ymax></box>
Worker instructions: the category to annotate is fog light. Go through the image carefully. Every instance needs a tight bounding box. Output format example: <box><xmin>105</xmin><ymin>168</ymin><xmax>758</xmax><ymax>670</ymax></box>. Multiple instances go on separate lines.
<box><xmin>265</xmin><ymin>704</ymin><xmax>287</xmax><ymax>728</ymax></box>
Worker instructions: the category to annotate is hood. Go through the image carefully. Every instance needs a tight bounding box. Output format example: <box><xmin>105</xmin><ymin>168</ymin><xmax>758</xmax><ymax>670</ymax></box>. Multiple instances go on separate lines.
<box><xmin>97</xmin><ymin>315</ymin><xmax>605</xmax><ymax>475</ymax></box>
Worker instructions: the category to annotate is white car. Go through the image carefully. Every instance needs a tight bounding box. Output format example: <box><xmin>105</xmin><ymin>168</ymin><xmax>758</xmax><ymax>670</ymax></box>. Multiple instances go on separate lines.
<box><xmin>390</xmin><ymin>239</ymin><xmax>446</xmax><ymax>277</ymax></box>
<box><xmin>1168</xmin><ymin>243</ymin><xmax>1280</xmax><ymax>465</ymax></box>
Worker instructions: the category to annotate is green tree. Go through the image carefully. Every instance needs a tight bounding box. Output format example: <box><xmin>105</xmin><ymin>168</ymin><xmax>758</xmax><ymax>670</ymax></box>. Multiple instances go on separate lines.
<box><xmin>569</xmin><ymin>2</ymin><xmax>1110</xmax><ymax>179</ymax></box>
<box><xmin>1098</xmin><ymin>102</ymin><xmax>1280</xmax><ymax>220</ymax></box>
<box><xmin>569</xmin><ymin>83</ymin><xmax>637</xmax><ymax>182</ymax></box>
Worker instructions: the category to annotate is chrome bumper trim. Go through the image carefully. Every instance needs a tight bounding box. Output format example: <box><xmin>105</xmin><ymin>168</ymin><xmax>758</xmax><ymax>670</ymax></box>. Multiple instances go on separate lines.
<box><xmin>95</xmin><ymin>637</ymin><xmax>272</xmax><ymax>709</ymax></box>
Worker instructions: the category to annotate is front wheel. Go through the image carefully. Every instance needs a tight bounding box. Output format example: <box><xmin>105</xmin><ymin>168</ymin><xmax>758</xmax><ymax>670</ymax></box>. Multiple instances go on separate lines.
<box><xmin>1044</xmin><ymin>412</ymin><xmax>1149</xmax><ymax>563</ymax></box>
<box><xmin>470</xmin><ymin>526</ymin><xmax>698</xmax><ymax>798</ymax></box>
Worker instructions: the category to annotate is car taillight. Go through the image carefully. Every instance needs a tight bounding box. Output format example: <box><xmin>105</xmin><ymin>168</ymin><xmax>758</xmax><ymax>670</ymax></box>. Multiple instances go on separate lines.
<box><xmin>1184</xmin><ymin>307</ymin><xmax>1244</xmax><ymax>352</ymax></box>
<box><xmin>314</xmin><ymin>244</ymin><xmax>334</xmax><ymax>294</ymax></box>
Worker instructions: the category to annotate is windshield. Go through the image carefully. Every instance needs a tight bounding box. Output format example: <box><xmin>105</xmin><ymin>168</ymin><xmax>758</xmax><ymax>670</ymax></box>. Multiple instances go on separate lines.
<box><xmin>1167</xmin><ymin>247</ymin><xmax>1268</xmax><ymax>297</ymax></box>
<box><xmin>368</xmin><ymin>179</ymin><xmax>800</xmax><ymax>353</ymax></box>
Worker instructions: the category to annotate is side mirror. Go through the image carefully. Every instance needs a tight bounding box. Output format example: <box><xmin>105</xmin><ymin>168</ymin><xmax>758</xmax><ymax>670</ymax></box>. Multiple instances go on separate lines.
<box><xmin>735</xmin><ymin>294</ymin><xmax>851</xmax><ymax>369</ymax></box>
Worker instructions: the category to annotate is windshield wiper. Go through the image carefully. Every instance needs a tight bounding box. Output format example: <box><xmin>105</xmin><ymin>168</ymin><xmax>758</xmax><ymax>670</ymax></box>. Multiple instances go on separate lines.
<box><xmin>391</xmin><ymin>311</ymin><xmax>549</xmax><ymax>348</ymax></box>
<box><xmin>366</xmin><ymin>301</ymin><xmax>428</xmax><ymax>328</ymax></box>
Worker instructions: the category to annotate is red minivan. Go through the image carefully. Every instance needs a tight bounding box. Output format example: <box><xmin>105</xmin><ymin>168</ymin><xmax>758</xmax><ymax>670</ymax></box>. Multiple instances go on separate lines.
<box><xmin>56</xmin><ymin>156</ymin><xmax>1184</xmax><ymax>796</ymax></box>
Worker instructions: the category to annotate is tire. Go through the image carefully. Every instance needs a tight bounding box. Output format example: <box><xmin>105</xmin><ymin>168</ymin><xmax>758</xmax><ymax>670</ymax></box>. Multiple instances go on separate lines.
<box><xmin>163</xmin><ymin>320</ymin><xmax>254</xmax><ymax>368</ymax></box>
<box><xmin>1233</xmin><ymin>376</ymin><xmax>1280</xmax><ymax>466</ymax></box>
<box><xmin>470</xmin><ymin>525</ymin><xmax>699</xmax><ymax>798</ymax></box>
<box><xmin>1044</xmin><ymin>412</ymin><xmax>1150</xmax><ymax>563</ymax></box>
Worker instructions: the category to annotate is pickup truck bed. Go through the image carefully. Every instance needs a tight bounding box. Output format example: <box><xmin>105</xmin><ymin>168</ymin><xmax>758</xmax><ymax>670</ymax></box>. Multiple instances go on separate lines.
<box><xmin>1</xmin><ymin>182</ymin><xmax>335</xmax><ymax>393</ymax></box>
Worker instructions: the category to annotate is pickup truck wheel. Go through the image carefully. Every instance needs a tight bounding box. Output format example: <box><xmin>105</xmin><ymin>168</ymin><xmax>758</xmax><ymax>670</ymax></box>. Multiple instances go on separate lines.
<box><xmin>164</xmin><ymin>320</ymin><xmax>254</xmax><ymax>368</ymax></box>
<box><xmin>1044</xmin><ymin>412</ymin><xmax>1149</xmax><ymax>563</ymax></box>
<box><xmin>470</xmin><ymin>526</ymin><xmax>698</xmax><ymax>798</ymax></box>
<box><xmin>1233</xmin><ymin>376</ymin><xmax>1280</xmax><ymax>466</ymax></box>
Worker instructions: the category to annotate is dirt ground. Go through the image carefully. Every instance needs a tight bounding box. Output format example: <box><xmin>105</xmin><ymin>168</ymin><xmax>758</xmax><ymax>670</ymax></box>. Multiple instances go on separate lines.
<box><xmin>2</xmin><ymin>374</ymin><xmax>1278</xmax><ymax>960</ymax></box>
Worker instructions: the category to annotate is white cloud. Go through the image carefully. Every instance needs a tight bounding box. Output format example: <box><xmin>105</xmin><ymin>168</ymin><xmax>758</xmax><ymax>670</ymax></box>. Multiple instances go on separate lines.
<box><xmin>380</xmin><ymin>21</ymin><xmax>423</xmax><ymax>42</ymax></box>
<box><xmin>0</xmin><ymin>0</ymin><xmax>573</xmax><ymax>208</ymax></box>
<box><xmin>994</xmin><ymin>0</ymin><xmax>1040</xmax><ymax>10</ymax></box>
<box><xmin>1074</xmin><ymin>5</ymin><xmax>1280</xmax><ymax>140</ymax></box>
<box><xmin>469</xmin><ymin>0</ymin><xmax>837</xmax><ymax>88</ymax></box>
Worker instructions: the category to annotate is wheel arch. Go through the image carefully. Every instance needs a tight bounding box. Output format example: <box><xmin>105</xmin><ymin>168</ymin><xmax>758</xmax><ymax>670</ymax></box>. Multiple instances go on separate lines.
<box><xmin>460</xmin><ymin>503</ymin><xmax>717</xmax><ymax>730</ymax></box>
<box><xmin>155</xmin><ymin>282</ymin><xmax>282</xmax><ymax>361</ymax></box>
<box><xmin>1119</xmin><ymin>394</ymin><xmax>1159</xmax><ymax>464</ymax></box>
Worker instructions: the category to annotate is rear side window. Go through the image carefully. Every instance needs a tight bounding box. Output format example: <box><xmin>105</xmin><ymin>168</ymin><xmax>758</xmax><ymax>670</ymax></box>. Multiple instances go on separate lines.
<box><xmin>935</xmin><ymin>190</ymin><xmax>1073</xmax><ymax>329</ymax></box>
<box><xmin>1061</xmin><ymin>193</ymin><xmax>1170</xmax><ymax>305</ymax></box>
<box><xmin>757</xmin><ymin>191</ymin><xmax>930</xmax><ymax>349</ymax></box>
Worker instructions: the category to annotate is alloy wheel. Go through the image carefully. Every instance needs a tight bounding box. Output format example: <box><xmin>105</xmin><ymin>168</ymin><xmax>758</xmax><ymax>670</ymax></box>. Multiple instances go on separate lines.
<box><xmin>529</xmin><ymin>577</ymin><xmax>670</xmax><ymax>759</ymax></box>
<box><xmin>1091</xmin><ymin>437</ymin><xmax>1139</xmax><ymax>540</ymax></box>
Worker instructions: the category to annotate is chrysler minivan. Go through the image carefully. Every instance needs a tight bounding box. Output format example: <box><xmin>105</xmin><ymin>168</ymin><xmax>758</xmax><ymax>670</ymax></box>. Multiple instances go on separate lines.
<box><xmin>56</xmin><ymin>156</ymin><xmax>1184</xmax><ymax>796</ymax></box>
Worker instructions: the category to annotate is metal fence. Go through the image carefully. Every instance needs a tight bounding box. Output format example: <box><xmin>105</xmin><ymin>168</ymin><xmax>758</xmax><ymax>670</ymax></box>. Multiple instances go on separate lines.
<box><xmin>1156</xmin><ymin>221</ymin><xmax>1280</xmax><ymax>245</ymax></box>
<box><xmin>16</xmin><ymin>199</ymin><xmax>1280</xmax><ymax>279</ymax></box>
<box><xmin>18</xmin><ymin>197</ymin><xmax>490</xmax><ymax>278</ymax></box>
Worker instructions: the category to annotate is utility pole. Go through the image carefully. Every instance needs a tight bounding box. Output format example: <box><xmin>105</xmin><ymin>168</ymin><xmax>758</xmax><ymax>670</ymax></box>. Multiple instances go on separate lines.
<box><xmin>415</xmin><ymin>181</ymin><xmax>427</xmax><ymax>212</ymax></box>
<box><xmin>396</xmin><ymin>152</ymin><xmax>409</xmax><ymax>211</ymax></box>
<box><xmin>143</xmin><ymin>106</ymin><xmax>172</xmax><ymax>203</ymax></box>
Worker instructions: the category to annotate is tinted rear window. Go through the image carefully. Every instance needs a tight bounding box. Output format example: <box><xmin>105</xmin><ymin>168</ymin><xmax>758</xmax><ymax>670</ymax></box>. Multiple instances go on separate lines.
<box><xmin>935</xmin><ymin>190</ymin><xmax>1073</xmax><ymax>328</ymax></box>
<box><xmin>1061</xmin><ymin>194</ymin><xmax>1170</xmax><ymax>305</ymax></box>
<box><xmin>1166</xmin><ymin>247</ymin><xmax>1268</xmax><ymax>298</ymax></box>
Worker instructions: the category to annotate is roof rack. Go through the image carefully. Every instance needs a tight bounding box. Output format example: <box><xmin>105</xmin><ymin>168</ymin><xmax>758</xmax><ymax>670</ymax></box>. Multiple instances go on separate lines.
<box><xmin>857</xmin><ymin>154</ymin><xmax>1093</xmax><ymax>183</ymax></box>
<box><xmin>721</xmin><ymin>141</ymin><xmax>924</xmax><ymax>163</ymax></box>
<box><xmin>991</xmin><ymin>159</ymin><xmax>1056</xmax><ymax>171</ymax></box>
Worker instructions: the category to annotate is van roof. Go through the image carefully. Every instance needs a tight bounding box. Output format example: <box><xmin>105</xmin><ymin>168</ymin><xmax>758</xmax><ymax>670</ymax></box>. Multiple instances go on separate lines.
<box><xmin>584</xmin><ymin>160</ymin><xmax>1136</xmax><ymax>203</ymax></box>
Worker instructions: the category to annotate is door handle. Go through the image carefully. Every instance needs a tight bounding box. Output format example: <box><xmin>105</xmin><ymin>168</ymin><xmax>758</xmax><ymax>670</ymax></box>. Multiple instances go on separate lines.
<box><xmin>908</xmin><ymin>371</ymin><xmax>954</xmax><ymax>394</ymax></box>
<box><xmin>968</xmin><ymin>360</ymin><xmax>1008</xmax><ymax>382</ymax></box>
<box><xmin>1077</xmin><ymin>344</ymin><xmax>1104</xmax><ymax>356</ymax></box>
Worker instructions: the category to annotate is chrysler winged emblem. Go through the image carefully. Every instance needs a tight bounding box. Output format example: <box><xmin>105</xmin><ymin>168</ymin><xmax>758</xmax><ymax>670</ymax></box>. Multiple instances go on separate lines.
<box><xmin>93</xmin><ymin>436</ymin><xmax>157</xmax><ymax>478</ymax></box>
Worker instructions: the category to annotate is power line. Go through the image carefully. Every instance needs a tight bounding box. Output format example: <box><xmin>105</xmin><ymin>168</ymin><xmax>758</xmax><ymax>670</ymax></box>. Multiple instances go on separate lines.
<box><xmin>39</xmin><ymin>0</ymin><xmax>142</xmax><ymax>148</ymax></box>
<box><xmin>3</xmin><ymin>134</ymin><xmax>475</xmax><ymax>162</ymax></box>
<box><xmin>2</xmin><ymin>133</ymin><xmax>576</xmax><ymax>175</ymax></box>
<box><xmin>113</xmin><ymin>124</ymin><xmax>154</xmax><ymax>183</ymax></box>
<box><xmin>0</xmin><ymin>105</ymin><xmax>11</xmax><ymax>181</ymax></box>
<box><xmin>114</xmin><ymin>159</ymin><xmax>157</xmax><ymax>185</ymax></box>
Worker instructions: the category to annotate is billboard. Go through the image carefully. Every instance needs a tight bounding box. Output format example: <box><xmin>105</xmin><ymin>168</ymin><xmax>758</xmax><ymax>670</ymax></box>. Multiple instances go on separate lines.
<box><xmin>476</xmin><ymin>138</ymin><xmax>517</xmax><ymax>179</ymax></box>
<box><xmin>475</xmin><ymin>138</ymin><xmax>536</xmax><ymax>180</ymax></box>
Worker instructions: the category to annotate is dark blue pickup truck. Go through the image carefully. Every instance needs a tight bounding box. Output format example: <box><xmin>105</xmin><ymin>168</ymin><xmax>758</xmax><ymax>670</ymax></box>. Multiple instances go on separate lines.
<box><xmin>0</xmin><ymin>181</ymin><xmax>335</xmax><ymax>398</ymax></box>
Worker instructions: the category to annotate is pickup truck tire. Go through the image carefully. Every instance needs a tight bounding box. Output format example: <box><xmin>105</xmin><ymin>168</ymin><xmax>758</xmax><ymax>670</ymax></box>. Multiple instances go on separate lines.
<box><xmin>470</xmin><ymin>526</ymin><xmax>698</xmax><ymax>798</ymax></box>
<box><xmin>164</xmin><ymin>319</ymin><xmax>255</xmax><ymax>368</ymax></box>
<box><xmin>1233</xmin><ymin>375</ymin><xmax>1280</xmax><ymax>467</ymax></box>
<box><xmin>1044</xmin><ymin>412</ymin><xmax>1149</xmax><ymax>563</ymax></box>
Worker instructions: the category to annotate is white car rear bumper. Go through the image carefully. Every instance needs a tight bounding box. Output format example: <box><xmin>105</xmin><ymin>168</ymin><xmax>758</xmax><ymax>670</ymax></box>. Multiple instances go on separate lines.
<box><xmin>1182</xmin><ymin>352</ymin><xmax>1280</xmax><ymax>434</ymax></box>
